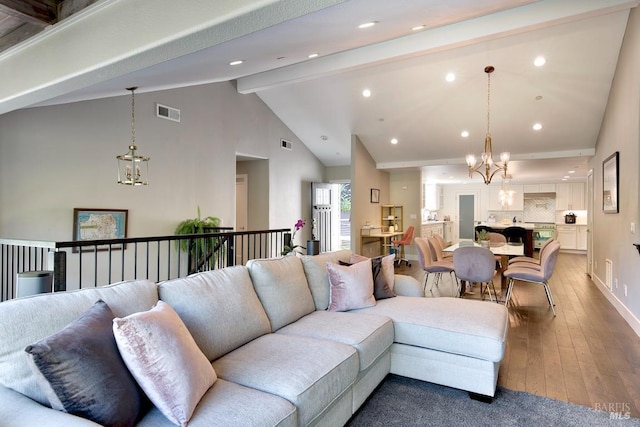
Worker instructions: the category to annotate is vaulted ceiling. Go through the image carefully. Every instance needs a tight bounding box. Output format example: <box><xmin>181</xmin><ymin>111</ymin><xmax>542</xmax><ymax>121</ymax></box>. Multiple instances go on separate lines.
<box><xmin>2</xmin><ymin>0</ymin><xmax>638</xmax><ymax>184</ymax></box>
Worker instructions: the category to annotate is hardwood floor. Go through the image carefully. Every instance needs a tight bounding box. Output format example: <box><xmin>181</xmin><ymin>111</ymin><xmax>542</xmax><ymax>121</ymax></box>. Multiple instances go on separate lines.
<box><xmin>395</xmin><ymin>252</ymin><xmax>640</xmax><ymax>417</ymax></box>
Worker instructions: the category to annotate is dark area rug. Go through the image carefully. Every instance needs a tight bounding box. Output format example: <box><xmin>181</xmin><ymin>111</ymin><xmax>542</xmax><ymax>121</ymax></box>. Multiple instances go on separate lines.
<box><xmin>346</xmin><ymin>375</ymin><xmax>639</xmax><ymax>426</ymax></box>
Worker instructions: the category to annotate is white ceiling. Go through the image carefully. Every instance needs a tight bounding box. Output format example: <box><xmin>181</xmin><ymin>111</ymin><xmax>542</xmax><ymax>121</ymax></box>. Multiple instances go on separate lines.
<box><xmin>7</xmin><ymin>0</ymin><xmax>640</xmax><ymax>184</ymax></box>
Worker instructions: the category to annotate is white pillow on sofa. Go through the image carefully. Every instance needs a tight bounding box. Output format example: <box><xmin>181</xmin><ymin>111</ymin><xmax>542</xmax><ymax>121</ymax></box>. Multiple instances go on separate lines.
<box><xmin>113</xmin><ymin>301</ymin><xmax>216</xmax><ymax>426</ymax></box>
<box><xmin>327</xmin><ymin>259</ymin><xmax>376</xmax><ymax>312</ymax></box>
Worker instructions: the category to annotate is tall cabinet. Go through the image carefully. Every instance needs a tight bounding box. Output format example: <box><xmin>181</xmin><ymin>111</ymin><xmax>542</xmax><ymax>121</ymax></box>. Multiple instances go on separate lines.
<box><xmin>381</xmin><ymin>205</ymin><xmax>403</xmax><ymax>232</ymax></box>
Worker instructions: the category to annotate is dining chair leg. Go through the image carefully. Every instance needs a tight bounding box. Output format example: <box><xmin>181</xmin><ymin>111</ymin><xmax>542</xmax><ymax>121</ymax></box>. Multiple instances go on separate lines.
<box><xmin>504</xmin><ymin>278</ymin><xmax>514</xmax><ymax>307</ymax></box>
<box><xmin>542</xmin><ymin>281</ymin><xmax>556</xmax><ymax>316</ymax></box>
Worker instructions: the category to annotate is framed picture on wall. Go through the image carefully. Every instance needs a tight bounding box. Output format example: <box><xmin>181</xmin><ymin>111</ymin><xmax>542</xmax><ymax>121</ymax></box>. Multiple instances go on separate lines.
<box><xmin>370</xmin><ymin>188</ymin><xmax>380</xmax><ymax>203</ymax></box>
<box><xmin>73</xmin><ymin>208</ymin><xmax>128</xmax><ymax>252</ymax></box>
<box><xmin>602</xmin><ymin>151</ymin><xmax>619</xmax><ymax>213</ymax></box>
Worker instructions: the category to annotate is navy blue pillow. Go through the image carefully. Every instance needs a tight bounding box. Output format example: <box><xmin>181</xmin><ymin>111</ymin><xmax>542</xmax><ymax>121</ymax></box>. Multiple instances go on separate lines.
<box><xmin>25</xmin><ymin>300</ymin><xmax>147</xmax><ymax>427</ymax></box>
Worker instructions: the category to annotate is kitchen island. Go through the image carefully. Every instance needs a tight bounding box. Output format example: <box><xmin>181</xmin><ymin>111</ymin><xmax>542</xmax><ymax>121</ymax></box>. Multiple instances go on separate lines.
<box><xmin>476</xmin><ymin>222</ymin><xmax>534</xmax><ymax>257</ymax></box>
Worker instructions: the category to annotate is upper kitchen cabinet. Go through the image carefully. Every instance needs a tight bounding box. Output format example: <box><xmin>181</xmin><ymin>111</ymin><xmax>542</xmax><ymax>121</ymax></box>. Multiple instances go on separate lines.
<box><xmin>556</xmin><ymin>182</ymin><xmax>585</xmax><ymax>210</ymax></box>
<box><xmin>423</xmin><ymin>183</ymin><xmax>443</xmax><ymax>211</ymax></box>
<box><xmin>488</xmin><ymin>184</ymin><xmax>523</xmax><ymax>211</ymax></box>
<box><xmin>523</xmin><ymin>183</ymin><xmax>556</xmax><ymax>193</ymax></box>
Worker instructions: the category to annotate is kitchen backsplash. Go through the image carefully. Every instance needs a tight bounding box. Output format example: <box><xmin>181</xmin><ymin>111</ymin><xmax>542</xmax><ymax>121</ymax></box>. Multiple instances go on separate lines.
<box><xmin>523</xmin><ymin>197</ymin><xmax>556</xmax><ymax>223</ymax></box>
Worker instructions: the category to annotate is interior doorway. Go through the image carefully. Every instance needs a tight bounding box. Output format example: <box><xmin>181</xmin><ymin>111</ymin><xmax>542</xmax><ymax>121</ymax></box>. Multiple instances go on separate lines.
<box><xmin>587</xmin><ymin>169</ymin><xmax>594</xmax><ymax>277</ymax></box>
<box><xmin>339</xmin><ymin>183</ymin><xmax>351</xmax><ymax>250</ymax></box>
<box><xmin>458</xmin><ymin>194</ymin><xmax>476</xmax><ymax>240</ymax></box>
<box><xmin>235</xmin><ymin>174</ymin><xmax>248</xmax><ymax>232</ymax></box>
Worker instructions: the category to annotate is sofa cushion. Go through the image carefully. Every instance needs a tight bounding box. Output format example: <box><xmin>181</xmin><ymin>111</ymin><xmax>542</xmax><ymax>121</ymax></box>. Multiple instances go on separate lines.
<box><xmin>113</xmin><ymin>301</ymin><xmax>216</xmax><ymax>427</ymax></box>
<box><xmin>350</xmin><ymin>296</ymin><xmax>509</xmax><ymax>362</ymax></box>
<box><xmin>0</xmin><ymin>279</ymin><xmax>158</xmax><ymax>406</ymax></box>
<box><xmin>136</xmin><ymin>379</ymin><xmax>297</xmax><ymax>427</ymax></box>
<box><xmin>158</xmin><ymin>267</ymin><xmax>271</xmax><ymax>360</ymax></box>
<box><xmin>301</xmin><ymin>249</ymin><xmax>352</xmax><ymax>310</ymax></box>
<box><xmin>327</xmin><ymin>260</ymin><xmax>376</xmax><ymax>311</ymax></box>
<box><xmin>212</xmin><ymin>333</ymin><xmax>358</xmax><ymax>426</ymax></box>
<box><xmin>246</xmin><ymin>256</ymin><xmax>315</xmax><ymax>331</ymax></box>
<box><xmin>277</xmin><ymin>311</ymin><xmax>393</xmax><ymax>371</ymax></box>
<box><xmin>25</xmin><ymin>300</ymin><xmax>145</xmax><ymax>427</ymax></box>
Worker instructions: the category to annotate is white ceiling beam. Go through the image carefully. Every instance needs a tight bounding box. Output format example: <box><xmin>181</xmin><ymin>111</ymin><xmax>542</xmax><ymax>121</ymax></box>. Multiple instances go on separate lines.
<box><xmin>0</xmin><ymin>0</ymin><xmax>345</xmax><ymax>115</ymax></box>
<box><xmin>237</xmin><ymin>0</ymin><xmax>639</xmax><ymax>94</ymax></box>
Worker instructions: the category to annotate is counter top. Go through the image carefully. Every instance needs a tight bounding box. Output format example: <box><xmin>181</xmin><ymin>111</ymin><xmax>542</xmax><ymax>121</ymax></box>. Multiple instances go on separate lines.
<box><xmin>422</xmin><ymin>220</ymin><xmax>450</xmax><ymax>225</ymax></box>
<box><xmin>477</xmin><ymin>222</ymin><xmax>535</xmax><ymax>230</ymax></box>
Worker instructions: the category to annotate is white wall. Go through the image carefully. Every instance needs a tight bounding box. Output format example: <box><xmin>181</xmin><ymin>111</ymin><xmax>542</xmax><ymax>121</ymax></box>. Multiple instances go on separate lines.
<box><xmin>589</xmin><ymin>5</ymin><xmax>640</xmax><ymax>331</ymax></box>
<box><xmin>0</xmin><ymin>81</ymin><xmax>324</xmax><ymax>246</ymax></box>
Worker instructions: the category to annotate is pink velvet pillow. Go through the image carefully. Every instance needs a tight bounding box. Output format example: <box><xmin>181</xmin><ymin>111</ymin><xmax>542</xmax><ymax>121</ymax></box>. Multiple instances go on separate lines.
<box><xmin>327</xmin><ymin>259</ymin><xmax>376</xmax><ymax>312</ymax></box>
<box><xmin>113</xmin><ymin>301</ymin><xmax>216</xmax><ymax>426</ymax></box>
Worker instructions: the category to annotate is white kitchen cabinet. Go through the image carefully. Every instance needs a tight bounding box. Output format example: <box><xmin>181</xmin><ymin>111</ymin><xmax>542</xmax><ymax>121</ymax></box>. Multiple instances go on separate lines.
<box><xmin>556</xmin><ymin>225</ymin><xmax>577</xmax><ymax>250</ymax></box>
<box><xmin>523</xmin><ymin>183</ymin><xmax>556</xmax><ymax>193</ymax></box>
<box><xmin>443</xmin><ymin>221</ymin><xmax>454</xmax><ymax>245</ymax></box>
<box><xmin>423</xmin><ymin>184</ymin><xmax>443</xmax><ymax>211</ymax></box>
<box><xmin>556</xmin><ymin>183</ymin><xmax>585</xmax><ymax>210</ymax></box>
<box><xmin>577</xmin><ymin>225</ymin><xmax>588</xmax><ymax>250</ymax></box>
<box><xmin>421</xmin><ymin>222</ymin><xmax>444</xmax><ymax>239</ymax></box>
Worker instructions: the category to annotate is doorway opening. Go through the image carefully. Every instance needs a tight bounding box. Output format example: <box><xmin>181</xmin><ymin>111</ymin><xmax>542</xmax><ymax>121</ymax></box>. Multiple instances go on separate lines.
<box><xmin>458</xmin><ymin>193</ymin><xmax>476</xmax><ymax>240</ymax></box>
<box><xmin>340</xmin><ymin>183</ymin><xmax>351</xmax><ymax>250</ymax></box>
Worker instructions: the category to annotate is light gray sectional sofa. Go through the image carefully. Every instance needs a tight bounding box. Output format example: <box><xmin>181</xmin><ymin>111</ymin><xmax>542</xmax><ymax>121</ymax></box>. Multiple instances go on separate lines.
<box><xmin>0</xmin><ymin>250</ymin><xmax>509</xmax><ymax>426</ymax></box>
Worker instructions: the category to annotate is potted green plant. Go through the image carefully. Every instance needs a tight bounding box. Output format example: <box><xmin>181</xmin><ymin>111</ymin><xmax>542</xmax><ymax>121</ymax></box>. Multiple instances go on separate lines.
<box><xmin>475</xmin><ymin>229</ymin><xmax>490</xmax><ymax>247</ymax></box>
<box><xmin>174</xmin><ymin>206</ymin><xmax>222</xmax><ymax>271</ymax></box>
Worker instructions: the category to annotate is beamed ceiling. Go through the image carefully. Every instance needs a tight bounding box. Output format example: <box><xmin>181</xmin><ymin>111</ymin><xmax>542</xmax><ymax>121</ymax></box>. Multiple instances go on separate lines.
<box><xmin>0</xmin><ymin>0</ymin><xmax>97</xmax><ymax>53</ymax></box>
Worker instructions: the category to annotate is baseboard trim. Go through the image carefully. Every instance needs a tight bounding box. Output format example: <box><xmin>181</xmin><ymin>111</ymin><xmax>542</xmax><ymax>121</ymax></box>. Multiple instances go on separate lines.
<box><xmin>592</xmin><ymin>272</ymin><xmax>640</xmax><ymax>337</ymax></box>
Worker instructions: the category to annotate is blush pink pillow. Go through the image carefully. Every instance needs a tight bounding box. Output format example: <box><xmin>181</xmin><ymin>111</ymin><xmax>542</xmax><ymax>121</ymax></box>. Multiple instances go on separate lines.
<box><xmin>113</xmin><ymin>301</ymin><xmax>216</xmax><ymax>426</ymax></box>
<box><xmin>326</xmin><ymin>259</ymin><xmax>376</xmax><ymax>312</ymax></box>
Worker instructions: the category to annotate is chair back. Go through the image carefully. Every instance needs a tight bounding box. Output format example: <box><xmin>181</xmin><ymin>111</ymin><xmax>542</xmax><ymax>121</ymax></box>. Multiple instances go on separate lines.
<box><xmin>540</xmin><ymin>241</ymin><xmax>561</xmax><ymax>280</ymax></box>
<box><xmin>453</xmin><ymin>246</ymin><xmax>495</xmax><ymax>283</ymax></box>
<box><xmin>503</xmin><ymin>226</ymin><xmax>527</xmax><ymax>244</ymax></box>
<box><xmin>396</xmin><ymin>226</ymin><xmax>415</xmax><ymax>244</ymax></box>
<box><xmin>539</xmin><ymin>237</ymin><xmax>555</xmax><ymax>256</ymax></box>
<box><xmin>487</xmin><ymin>232</ymin><xmax>507</xmax><ymax>244</ymax></box>
<box><xmin>427</xmin><ymin>236</ymin><xmax>445</xmax><ymax>261</ymax></box>
<box><xmin>414</xmin><ymin>237</ymin><xmax>434</xmax><ymax>268</ymax></box>
<box><xmin>434</xmin><ymin>234</ymin><xmax>447</xmax><ymax>250</ymax></box>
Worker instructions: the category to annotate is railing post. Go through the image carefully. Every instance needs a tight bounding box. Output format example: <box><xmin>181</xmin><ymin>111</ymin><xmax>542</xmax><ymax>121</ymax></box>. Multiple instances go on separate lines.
<box><xmin>53</xmin><ymin>251</ymin><xmax>66</xmax><ymax>292</ymax></box>
<box><xmin>227</xmin><ymin>235</ymin><xmax>235</xmax><ymax>267</ymax></box>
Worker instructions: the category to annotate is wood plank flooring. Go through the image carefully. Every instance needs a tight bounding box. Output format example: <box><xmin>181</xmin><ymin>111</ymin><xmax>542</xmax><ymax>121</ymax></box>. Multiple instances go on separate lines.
<box><xmin>395</xmin><ymin>252</ymin><xmax>640</xmax><ymax>417</ymax></box>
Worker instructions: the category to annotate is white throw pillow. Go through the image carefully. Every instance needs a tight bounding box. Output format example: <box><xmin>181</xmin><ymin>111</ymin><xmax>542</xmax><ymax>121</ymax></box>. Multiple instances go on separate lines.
<box><xmin>113</xmin><ymin>301</ymin><xmax>216</xmax><ymax>426</ymax></box>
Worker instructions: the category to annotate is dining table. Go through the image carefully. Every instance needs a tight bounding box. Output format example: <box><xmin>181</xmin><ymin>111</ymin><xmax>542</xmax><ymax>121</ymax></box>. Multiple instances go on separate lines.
<box><xmin>443</xmin><ymin>240</ymin><xmax>524</xmax><ymax>300</ymax></box>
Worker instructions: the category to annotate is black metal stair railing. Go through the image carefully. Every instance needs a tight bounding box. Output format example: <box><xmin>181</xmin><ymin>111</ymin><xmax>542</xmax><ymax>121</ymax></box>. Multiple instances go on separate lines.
<box><xmin>0</xmin><ymin>228</ymin><xmax>290</xmax><ymax>302</ymax></box>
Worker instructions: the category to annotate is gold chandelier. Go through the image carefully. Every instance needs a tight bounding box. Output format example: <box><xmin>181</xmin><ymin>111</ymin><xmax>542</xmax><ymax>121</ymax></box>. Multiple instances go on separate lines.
<box><xmin>465</xmin><ymin>66</ymin><xmax>510</xmax><ymax>185</ymax></box>
<box><xmin>117</xmin><ymin>87</ymin><xmax>149</xmax><ymax>186</ymax></box>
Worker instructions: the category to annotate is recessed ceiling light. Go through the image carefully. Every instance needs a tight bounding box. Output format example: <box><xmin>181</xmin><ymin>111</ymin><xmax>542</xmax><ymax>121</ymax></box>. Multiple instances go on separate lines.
<box><xmin>362</xmin><ymin>89</ymin><xmax>371</xmax><ymax>98</ymax></box>
<box><xmin>358</xmin><ymin>21</ymin><xmax>377</xmax><ymax>29</ymax></box>
<box><xmin>445</xmin><ymin>73</ymin><xmax>456</xmax><ymax>82</ymax></box>
<box><xmin>533</xmin><ymin>123</ymin><xmax>542</xmax><ymax>131</ymax></box>
<box><xmin>535</xmin><ymin>95</ymin><xmax>543</xmax><ymax>101</ymax></box>
<box><xmin>308</xmin><ymin>53</ymin><xmax>319</xmax><ymax>58</ymax></box>
<box><xmin>568</xmin><ymin>170</ymin><xmax>575</xmax><ymax>174</ymax></box>
<box><xmin>562</xmin><ymin>178</ymin><xmax>568</xmax><ymax>181</ymax></box>
<box><xmin>412</xmin><ymin>25</ymin><xmax>426</xmax><ymax>31</ymax></box>
<box><xmin>390</xmin><ymin>138</ymin><xmax>398</xmax><ymax>145</ymax></box>
<box><xmin>229</xmin><ymin>60</ymin><xmax>244</xmax><ymax>66</ymax></box>
<box><xmin>321</xmin><ymin>135</ymin><xmax>328</xmax><ymax>141</ymax></box>
<box><xmin>534</xmin><ymin>56</ymin><xmax>546</xmax><ymax>67</ymax></box>
<box><xmin>461</xmin><ymin>130</ymin><xmax>469</xmax><ymax>138</ymax></box>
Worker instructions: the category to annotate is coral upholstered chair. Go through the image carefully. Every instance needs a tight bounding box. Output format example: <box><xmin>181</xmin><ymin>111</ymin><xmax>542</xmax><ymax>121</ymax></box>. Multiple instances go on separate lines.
<box><xmin>392</xmin><ymin>226</ymin><xmax>415</xmax><ymax>267</ymax></box>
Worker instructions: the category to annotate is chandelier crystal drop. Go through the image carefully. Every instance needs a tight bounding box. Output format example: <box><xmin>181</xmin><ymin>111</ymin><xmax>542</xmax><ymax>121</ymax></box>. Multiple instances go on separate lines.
<box><xmin>465</xmin><ymin>66</ymin><xmax>510</xmax><ymax>185</ymax></box>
